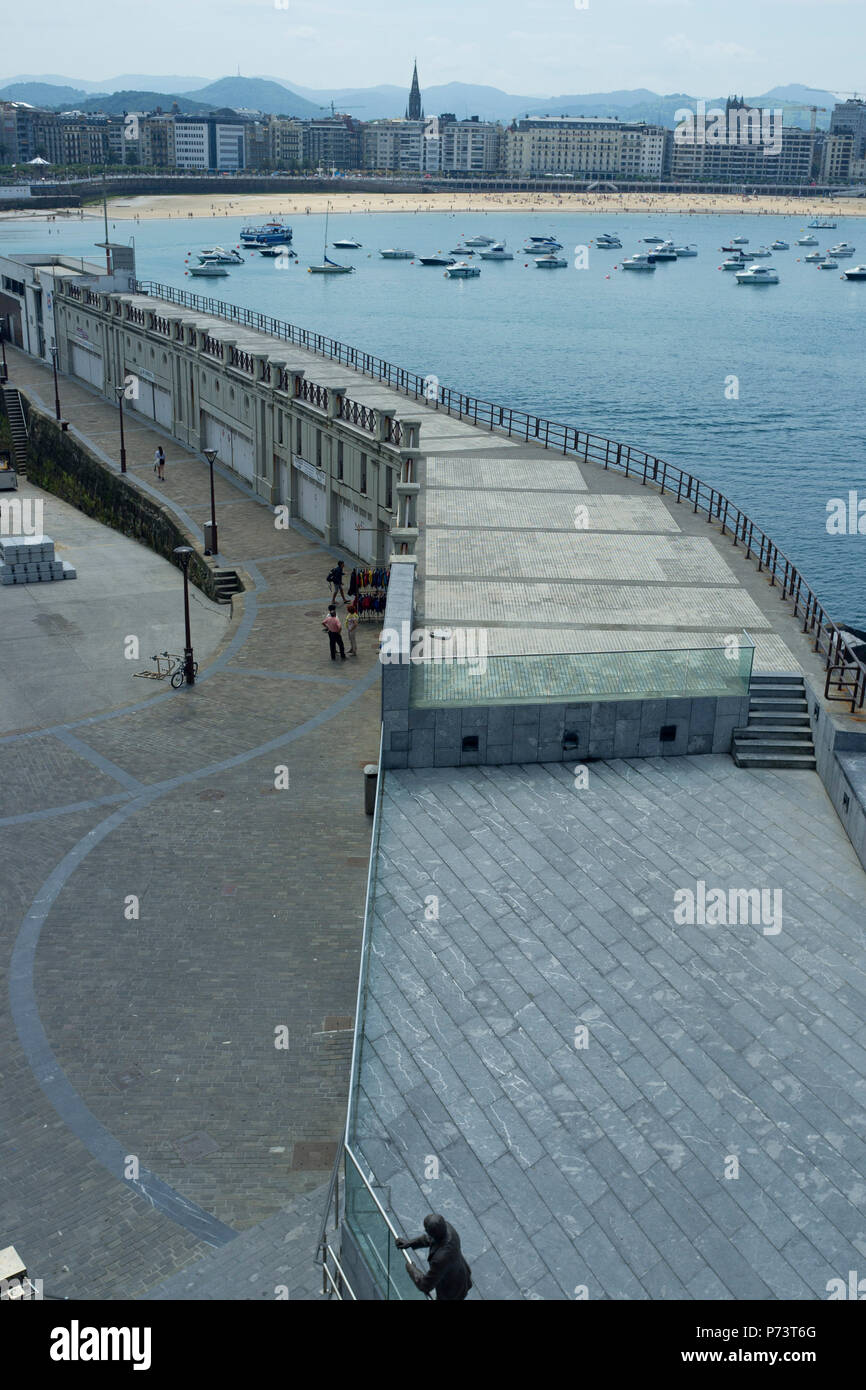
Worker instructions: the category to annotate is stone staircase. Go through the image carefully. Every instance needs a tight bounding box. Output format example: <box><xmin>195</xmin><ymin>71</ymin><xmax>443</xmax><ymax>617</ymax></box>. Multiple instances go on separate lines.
<box><xmin>212</xmin><ymin>567</ymin><xmax>243</xmax><ymax>603</ymax></box>
<box><xmin>732</xmin><ymin>672</ymin><xmax>816</xmax><ymax>770</ymax></box>
<box><xmin>2</xmin><ymin>386</ymin><xmax>28</xmax><ymax>476</ymax></box>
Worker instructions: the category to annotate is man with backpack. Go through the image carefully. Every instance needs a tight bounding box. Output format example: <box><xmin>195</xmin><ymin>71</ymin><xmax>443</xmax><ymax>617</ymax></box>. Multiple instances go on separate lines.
<box><xmin>327</xmin><ymin>560</ymin><xmax>347</xmax><ymax>605</ymax></box>
<box><xmin>322</xmin><ymin>604</ymin><xmax>346</xmax><ymax>661</ymax></box>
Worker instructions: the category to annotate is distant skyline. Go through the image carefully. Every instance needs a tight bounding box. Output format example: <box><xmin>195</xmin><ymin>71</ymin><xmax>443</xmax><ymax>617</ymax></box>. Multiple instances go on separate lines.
<box><xmin>5</xmin><ymin>0</ymin><xmax>866</xmax><ymax>99</ymax></box>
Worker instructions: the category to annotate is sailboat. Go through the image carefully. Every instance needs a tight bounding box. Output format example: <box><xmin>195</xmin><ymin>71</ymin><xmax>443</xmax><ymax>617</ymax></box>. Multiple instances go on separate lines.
<box><xmin>308</xmin><ymin>205</ymin><xmax>354</xmax><ymax>275</ymax></box>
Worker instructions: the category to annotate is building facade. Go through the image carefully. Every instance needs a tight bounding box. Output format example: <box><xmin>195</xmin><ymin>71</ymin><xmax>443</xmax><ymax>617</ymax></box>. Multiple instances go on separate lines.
<box><xmin>503</xmin><ymin>116</ymin><xmax>662</xmax><ymax>180</ymax></box>
<box><xmin>830</xmin><ymin>99</ymin><xmax>866</xmax><ymax>160</ymax></box>
<box><xmin>439</xmin><ymin>118</ymin><xmax>501</xmax><ymax>174</ymax></box>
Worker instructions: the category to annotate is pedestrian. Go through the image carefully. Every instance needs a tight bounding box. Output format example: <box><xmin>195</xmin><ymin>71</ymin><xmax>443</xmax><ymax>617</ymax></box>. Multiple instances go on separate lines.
<box><xmin>396</xmin><ymin>1214</ymin><xmax>473</xmax><ymax>1301</ymax></box>
<box><xmin>322</xmin><ymin>604</ymin><xmax>346</xmax><ymax>661</ymax></box>
<box><xmin>154</xmin><ymin>445</ymin><xmax>165</xmax><ymax>480</ymax></box>
<box><xmin>327</xmin><ymin>559</ymin><xmax>347</xmax><ymax>604</ymax></box>
<box><xmin>345</xmin><ymin>601</ymin><xmax>359</xmax><ymax>657</ymax></box>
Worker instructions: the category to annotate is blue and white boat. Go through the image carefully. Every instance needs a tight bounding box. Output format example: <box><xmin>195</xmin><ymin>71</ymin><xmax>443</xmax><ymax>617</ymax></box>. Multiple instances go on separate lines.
<box><xmin>240</xmin><ymin>220</ymin><xmax>293</xmax><ymax>247</ymax></box>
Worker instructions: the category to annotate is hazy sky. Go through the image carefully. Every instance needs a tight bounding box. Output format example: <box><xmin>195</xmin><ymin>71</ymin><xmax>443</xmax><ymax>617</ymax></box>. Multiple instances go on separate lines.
<box><xmin>5</xmin><ymin>0</ymin><xmax>865</xmax><ymax>95</ymax></box>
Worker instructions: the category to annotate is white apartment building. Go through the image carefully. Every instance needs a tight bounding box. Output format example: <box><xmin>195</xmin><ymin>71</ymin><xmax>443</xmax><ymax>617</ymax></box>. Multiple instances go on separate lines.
<box><xmin>503</xmin><ymin>116</ymin><xmax>660</xmax><ymax>180</ymax></box>
<box><xmin>439</xmin><ymin>119</ymin><xmax>501</xmax><ymax>174</ymax></box>
<box><xmin>173</xmin><ymin>120</ymin><xmax>209</xmax><ymax>169</ymax></box>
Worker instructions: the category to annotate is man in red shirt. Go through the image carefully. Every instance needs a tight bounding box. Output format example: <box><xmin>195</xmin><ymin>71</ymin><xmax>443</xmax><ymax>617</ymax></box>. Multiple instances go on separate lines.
<box><xmin>322</xmin><ymin>604</ymin><xmax>346</xmax><ymax>661</ymax></box>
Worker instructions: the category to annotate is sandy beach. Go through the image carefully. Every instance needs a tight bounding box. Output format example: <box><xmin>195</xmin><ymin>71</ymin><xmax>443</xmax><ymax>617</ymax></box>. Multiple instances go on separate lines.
<box><xmin>94</xmin><ymin>190</ymin><xmax>866</xmax><ymax>220</ymax></box>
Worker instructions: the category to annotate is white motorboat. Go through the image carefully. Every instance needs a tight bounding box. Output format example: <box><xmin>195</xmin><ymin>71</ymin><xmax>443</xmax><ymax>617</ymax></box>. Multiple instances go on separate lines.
<box><xmin>535</xmin><ymin>252</ymin><xmax>568</xmax><ymax>268</ymax></box>
<box><xmin>735</xmin><ymin>264</ymin><xmax>779</xmax><ymax>284</ymax></box>
<box><xmin>731</xmin><ymin>235</ymin><xmax>749</xmax><ymax>245</ymax></box>
<box><xmin>749</xmin><ymin>247</ymin><xmax>772</xmax><ymax>258</ymax></box>
<box><xmin>198</xmin><ymin>246</ymin><xmax>244</xmax><ymax>264</ymax></box>
<box><xmin>829</xmin><ymin>243</ymin><xmax>856</xmax><ymax>257</ymax></box>
<box><xmin>189</xmin><ymin>262</ymin><xmax>229</xmax><ymax>277</ymax></box>
<box><xmin>621</xmin><ymin>253</ymin><xmax>656</xmax><ymax>271</ymax></box>
<box><xmin>803</xmin><ymin>250</ymin><xmax>823</xmax><ymax>262</ymax></box>
<box><xmin>843</xmin><ymin>265</ymin><xmax>866</xmax><ymax>280</ymax></box>
<box><xmin>808</xmin><ymin>218</ymin><xmax>837</xmax><ymax>229</ymax></box>
<box><xmin>479</xmin><ymin>241</ymin><xmax>513</xmax><ymax>260</ymax></box>
<box><xmin>771</xmin><ymin>240</ymin><xmax>790</xmax><ymax>250</ymax></box>
<box><xmin>256</xmin><ymin>244</ymin><xmax>295</xmax><ymax>259</ymax></box>
<box><xmin>523</xmin><ymin>239</ymin><xmax>563</xmax><ymax>254</ymax></box>
<box><xmin>463</xmin><ymin>234</ymin><xmax>495</xmax><ymax>247</ymax></box>
<box><xmin>721</xmin><ymin>256</ymin><xmax>747</xmax><ymax>271</ymax></box>
<box><xmin>648</xmin><ymin>241</ymin><xmax>677</xmax><ymax>261</ymax></box>
<box><xmin>418</xmin><ymin>254</ymin><xmax>456</xmax><ymax>266</ymax></box>
<box><xmin>817</xmin><ymin>258</ymin><xmax>839</xmax><ymax>270</ymax></box>
<box><xmin>445</xmin><ymin>261</ymin><xmax>481</xmax><ymax>278</ymax></box>
<box><xmin>333</xmin><ymin>237</ymin><xmax>362</xmax><ymax>249</ymax></box>
<box><xmin>595</xmin><ymin>233</ymin><xmax>622</xmax><ymax>248</ymax></box>
<box><xmin>797</xmin><ymin>233</ymin><xmax>819</xmax><ymax>245</ymax></box>
<box><xmin>380</xmin><ymin>249</ymin><xmax>415</xmax><ymax>259</ymax></box>
<box><xmin>642</xmin><ymin>235</ymin><xmax>664</xmax><ymax>244</ymax></box>
<box><xmin>673</xmin><ymin>244</ymin><xmax>698</xmax><ymax>256</ymax></box>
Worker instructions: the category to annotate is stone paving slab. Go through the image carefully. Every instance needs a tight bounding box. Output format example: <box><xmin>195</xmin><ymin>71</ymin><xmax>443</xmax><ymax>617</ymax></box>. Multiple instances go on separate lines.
<box><xmin>1</xmin><ymin>345</ymin><xmax>382</xmax><ymax>1299</ymax></box>
<box><xmin>422</xmin><ymin>579</ymin><xmax>771</xmax><ymax>630</ymax></box>
<box><xmin>426</xmin><ymin>532</ymin><xmax>741</xmax><ymax>585</ymax></box>
<box><xmin>353</xmin><ymin>759</ymin><xmax>866</xmax><ymax>1300</ymax></box>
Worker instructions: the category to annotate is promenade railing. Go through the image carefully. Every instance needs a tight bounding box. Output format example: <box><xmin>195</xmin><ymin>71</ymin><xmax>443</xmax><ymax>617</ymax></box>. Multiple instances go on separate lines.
<box><xmin>132</xmin><ymin>278</ymin><xmax>866</xmax><ymax>712</ymax></box>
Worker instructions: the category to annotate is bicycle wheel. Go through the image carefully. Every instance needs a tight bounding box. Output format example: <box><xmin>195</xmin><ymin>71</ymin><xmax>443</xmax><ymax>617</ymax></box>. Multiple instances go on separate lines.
<box><xmin>170</xmin><ymin>667</ymin><xmax>185</xmax><ymax>689</ymax></box>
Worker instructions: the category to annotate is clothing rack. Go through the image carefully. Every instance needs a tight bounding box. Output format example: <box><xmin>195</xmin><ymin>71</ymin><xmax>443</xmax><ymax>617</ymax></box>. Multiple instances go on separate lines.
<box><xmin>347</xmin><ymin>566</ymin><xmax>390</xmax><ymax>623</ymax></box>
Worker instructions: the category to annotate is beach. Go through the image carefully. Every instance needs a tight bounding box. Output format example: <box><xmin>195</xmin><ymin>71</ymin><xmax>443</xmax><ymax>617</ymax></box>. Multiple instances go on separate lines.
<box><xmin>95</xmin><ymin>190</ymin><xmax>866</xmax><ymax>220</ymax></box>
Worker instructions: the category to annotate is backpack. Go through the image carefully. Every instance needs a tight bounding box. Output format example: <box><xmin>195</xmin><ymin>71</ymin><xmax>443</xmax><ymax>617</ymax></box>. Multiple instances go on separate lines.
<box><xmin>327</xmin><ymin>567</ymin><xmax>339</xmax><ymax>584</ymax></box>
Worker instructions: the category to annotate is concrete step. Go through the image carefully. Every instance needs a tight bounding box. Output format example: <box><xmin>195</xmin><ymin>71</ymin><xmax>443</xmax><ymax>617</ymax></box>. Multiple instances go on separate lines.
<box><xmin>749</xmin><ymin>698</ymin><xmax>809</xmax><ymax>713</ymax></box>
<box><xmin>734</xmin><ymin>725</ymin><xmax>813</xmax><ymax>739</ymax></box>
<box><xmin>747</xmin><ymin>709</ymin><xmax>810</xmax><ymax>724</ymax></box>
<box><xmin>749</xmin><ymin>673</ymin><xmax>805</xmax><ymax>686</ymax></box>
<box><xmin>733</xmin><ymin>750</ymin><xmax>817</xmax><ymax>769</ymax></box>
<box><xmin>749</xmin><ymin>684</ymin><xmax>807</xmax><ymax>697</ymax></box>
<box><xmin>733</xmin><ymin>737</ymin><xmax>815</xmax><ymax>752</ymax></box>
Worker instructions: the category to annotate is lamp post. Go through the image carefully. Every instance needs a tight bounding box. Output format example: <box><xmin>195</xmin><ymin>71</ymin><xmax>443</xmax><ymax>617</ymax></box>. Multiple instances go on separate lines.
<box><xmin>0</xmin><ymin>316</ymin><xmax>7</xmax><ymax>383</ymax></box>
<box><xmin>173</xmin><ymin>546</ymin><xmax>196</xmax><ymax>687</ymax></box>
<box><xmin>113</xmin><ymin>384</ymin><xmax>127</xmax><ymax>473</ymax></box>
<box><xmin>202</xmin><ymin>447</ymin><xmax>218</xmax><ymax>556</ymax></box>
<box><xmin>50</xmin><ymin>344</ymin><xmax>61</xmax><ymax>420</ymax></box>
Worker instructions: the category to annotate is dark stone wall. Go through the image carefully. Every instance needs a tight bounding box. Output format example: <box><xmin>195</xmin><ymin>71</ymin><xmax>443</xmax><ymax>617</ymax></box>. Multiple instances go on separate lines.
<box><xmin>2</xmin><ymin>390</ymin><xmax>215</xmax><ymax>599</ymax></box>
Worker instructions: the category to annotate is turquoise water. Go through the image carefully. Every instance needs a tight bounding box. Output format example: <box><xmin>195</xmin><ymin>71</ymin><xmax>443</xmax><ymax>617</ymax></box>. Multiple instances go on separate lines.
<box><xmin>3</xmin><ymin>207</ymin><xmax>865</xmax><ymax>624</ymax></box>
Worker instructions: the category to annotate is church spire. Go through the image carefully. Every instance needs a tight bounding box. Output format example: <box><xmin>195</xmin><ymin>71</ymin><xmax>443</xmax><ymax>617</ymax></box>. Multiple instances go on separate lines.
<box><xmin>407</xmin><ymin>59</ymin><xmax>423</xmax><ymax>121</ymax></box>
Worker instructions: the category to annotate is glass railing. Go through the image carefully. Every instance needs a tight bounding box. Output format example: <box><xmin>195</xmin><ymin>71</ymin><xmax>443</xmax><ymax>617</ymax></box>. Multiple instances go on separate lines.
<box><xmin>408</xmin><ymin>635</ymin><xmax>756</xmax><ymax>708</ymax></box>
<box><xmin>343</xmin><ymin>1147</ymin><xmax>428</xmax><ymax>1300</ymax></box>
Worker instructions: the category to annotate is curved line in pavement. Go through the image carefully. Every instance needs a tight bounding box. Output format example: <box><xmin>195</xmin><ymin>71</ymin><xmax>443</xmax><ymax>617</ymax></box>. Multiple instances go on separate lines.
<box><xmin>9</xmin><ymin>660</ymin><xmax>380</xmax><ymax>1246</ymax></box>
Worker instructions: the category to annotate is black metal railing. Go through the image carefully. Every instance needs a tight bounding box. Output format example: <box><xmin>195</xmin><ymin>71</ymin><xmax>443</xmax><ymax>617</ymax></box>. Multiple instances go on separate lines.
<box><xmin>338</xmin><ymin>395</ymin><xmax>376</xmax><ymax>433</ymax></box>
<box><xmin>115</xmin><ymin>279</ymin><xmax>864</xmax><ymax>711</ymax></box>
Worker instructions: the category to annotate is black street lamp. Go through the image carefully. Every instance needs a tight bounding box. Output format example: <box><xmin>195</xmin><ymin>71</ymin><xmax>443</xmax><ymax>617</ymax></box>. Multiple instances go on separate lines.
<box><xmin>0</xmin><ymin>316</ymin><xmax>8</xmax><ymax>383</ymax></box>
<box><xmin>202</xmin><ymin>447</ymin><xmax>219</xmax><ymax>556</ymax></box>
<box><xmin>173</xmin><ymin>546</ymin><xmax>196</xmax><ymax>687</ymax></box>
<box><xmin>50</xmin><ymin>344</ymin><xmax>61</xmax><ymax>420</ymax></box>
<box><xmin>113</xmin><ymin>383</ymin><xmax>127</xmax><ymax>473</ymax></box>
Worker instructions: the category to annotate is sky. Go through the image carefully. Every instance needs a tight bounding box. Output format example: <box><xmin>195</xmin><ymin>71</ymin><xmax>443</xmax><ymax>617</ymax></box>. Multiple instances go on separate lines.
<box><xmin>4</xmin><ymin>0</ymin><xmax>866</xmax><ymax>97</ymax></box>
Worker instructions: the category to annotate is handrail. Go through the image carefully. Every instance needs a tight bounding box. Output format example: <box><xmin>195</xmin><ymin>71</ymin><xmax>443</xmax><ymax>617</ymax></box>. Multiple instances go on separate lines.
<box><xmin>107</xmin><ymin>281</ymin><xmax>866</xmax><ymax>710</ymax></box>
<box><xmin>315</xmin><ymin>726</ymin><xmax>385</xmax><ymax>1258</ymax></box>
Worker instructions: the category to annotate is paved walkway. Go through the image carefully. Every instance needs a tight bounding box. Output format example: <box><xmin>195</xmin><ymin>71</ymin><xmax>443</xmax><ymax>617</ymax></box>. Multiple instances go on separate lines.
<box><xmin>1</xmin><ymin>346</ymin><xmax>381</xmax><ymax>1299</ymax></box>
<box><xmin>357</xmin><ymin>757</ymin><xmax>866</xmax><ymax>1300</ymax></box>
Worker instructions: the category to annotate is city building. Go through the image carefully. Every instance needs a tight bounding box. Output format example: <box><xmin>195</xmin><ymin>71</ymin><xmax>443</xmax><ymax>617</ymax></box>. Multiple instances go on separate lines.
<box><xmin>439</xmin><ymin>117</ymin><xmax>502</xmax><ymax>174</ymax></box>
<box><xmin>304</xmin><ymin>115</ymin><xmax>361</xmax><ymax>171</ymax></box>
<box><xmin>830</xmin><ymin>98</ymin><xmax>866</xmax><ymax>160</ymax></box>
<box><xmin>0</xmin><ymin>246</ymin><xmax>135</xmax><ymax>360</ymax></box>
<box><xmin>670</xmin><ymin>123</ymin><xmax>815</xmax><ymax>184</ymax></box>
<box><xmin>503</xmin><ymin>115</ymin><xmax>663</xmax><ymax>180</ymax></box>
<box><xmin>818</xmin><ymin>131</ymin><xmax>854</xmax><ymax>184</ymax></box>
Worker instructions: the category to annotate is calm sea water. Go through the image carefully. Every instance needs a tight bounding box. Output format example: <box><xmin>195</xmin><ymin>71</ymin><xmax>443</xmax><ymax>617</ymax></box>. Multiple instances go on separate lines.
<box><xmin>3</xmin><ymin>207</ymin><xmax>865</xmax><ymax>624</ymax></box>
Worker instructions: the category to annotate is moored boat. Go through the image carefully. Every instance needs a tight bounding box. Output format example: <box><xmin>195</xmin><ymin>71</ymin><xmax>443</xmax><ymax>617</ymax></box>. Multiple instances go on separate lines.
<box><xmin>534</xmin><ymin>252</ymin><xmax>568</xmax><ymax>267</ymax></box>
<box><xmin>463</xmin><ymin>234</ymin><xmax>495</xmax><ymax>247</ymax></box>
<box><xmin>479</xmin><ymin>242</ymin><xmax>513</xmax><ymax>260</ymax></box>
<box><xmin>445</xmin><ymin>261</ymin><xmax>481</xmax><ymax>278</ymax></box>
<box><xmin>240</xmin><ymin>220</ymin><xmax>292</xmax><ymax>246</ymax></box>
<box><xmin>380</xmin><ymin>248</ymin><xmax>415</xmax><ymax>259</ymax></box>
<box><xmin>188</xmin><ymin>262</ymin><xmax>230</xmax><ymax>277</ymax></box>
<box><xmin>621</xmin><ymin>253</ymin><xmax>656</xmax><ymax>271</ymax></box>
<box><xmin>843</xmin><ymin>264</ymin><xmax>866</xmax><ymax>280</ymax></box>
<box><xmin>418</xmin><ymin>254</ymin><xmax>456</xmax><ymax>266</ymax></box>
<box><xmin>735</xmin><ymin>263</ymin><xmax>779</xmax><ymax>284</ymax></box>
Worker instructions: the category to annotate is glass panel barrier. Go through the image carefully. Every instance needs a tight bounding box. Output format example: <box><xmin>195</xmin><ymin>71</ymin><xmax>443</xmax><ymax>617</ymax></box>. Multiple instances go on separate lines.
<box><xmin>343</xmin><ymin>1149</ymin><xmax>427</xmax><ymax>1300</ymax></box>
<box><xmin>408</xmin><ymin>636</ymin><xmax>756</xmax><ymax>708</ymax></box>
